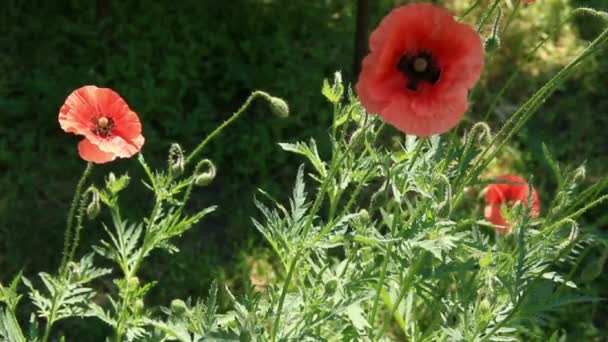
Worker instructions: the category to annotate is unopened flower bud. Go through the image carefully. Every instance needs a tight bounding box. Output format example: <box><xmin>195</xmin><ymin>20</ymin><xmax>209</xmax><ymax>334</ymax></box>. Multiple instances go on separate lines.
<box><xmin>358</xmin><ymin>209</ymin><xmax>370</xmax><ymax>225</ymax></box>
<box><xmin>269</xmin><ymin>96</ymin><xmax>289</xmax><ymax>118</ymax></box>
<box><xmin>332</xmin><ymin>71</ymin><xmax>344</xmax><ymax>100</ymax></box>
<box><xmin>194</xmin><ymin>159</ymin><xmax>216</xmax><ymax>187</ymax></box>
<box><xmin>573</xmin><ymin>166</ymin><xmax>586</xmax><ymax>184</ymax></box>
<box><xmin>168</xmin><ymin>143</ymin><xmax>185</xmax><ymax>176</ymax></box>
<box><xmin>171</xmin><ymin>299</ymin><xmax>188</xmax><ymax>314</ymax></box>
<box><xmin>86</xmin><ymin>189</ymin><xmax>101</xmax><ymax>220</ymax></box>
<box><xmin>134</xmin><ymin>299</ymin><xmax>145</xmax><ymax>313</ymax></box>
<box><xmin>485</xmin><ymin>36</ymin><xmax>501</xmax><ymax>52</ymax></box>
<box><xmin>127</xmin><ymin>276</ymin><xmax>139</xmax><ymax>290</ymax></box>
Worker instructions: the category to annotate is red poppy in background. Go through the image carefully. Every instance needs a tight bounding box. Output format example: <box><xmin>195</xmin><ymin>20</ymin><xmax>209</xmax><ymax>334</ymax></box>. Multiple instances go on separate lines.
<box><xmin>484</xmin><ymin>175</ymin><xmax>541</xmax><ymax>234</ymax></box>
<box><xmin>59</xmin><ymin>86</ymin><xmax>144</xmax><ymax>164</ymax></box>
<box><xmin>356</xmin><ymin>4</ymin><xmax>484</xmax><ymax>136</ymax></box>
<box><xmin>522</xmin><ymin>0</ymin><xmax>536</xmax><ymax>3</ymax></box>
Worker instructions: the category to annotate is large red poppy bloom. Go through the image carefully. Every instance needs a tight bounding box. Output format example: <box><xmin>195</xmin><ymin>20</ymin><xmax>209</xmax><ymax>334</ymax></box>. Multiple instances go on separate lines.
<box><xmin>356</xmin><ymin>4</ymin><xmax>484</xmax><ymax>136</ymax></box>
<box><xmin>484</xmin><ymin>175</ymin><xmax>541</xmax><ymax>234</ymax></box>
<box><xmin>59</xmin><ymin>86</ymin><xmax>145</xmax><ymax>164</ymax></box>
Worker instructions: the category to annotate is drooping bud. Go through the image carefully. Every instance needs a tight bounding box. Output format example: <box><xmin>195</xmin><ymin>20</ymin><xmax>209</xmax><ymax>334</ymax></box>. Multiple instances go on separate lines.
<box><xmin>485</xmin><ymin>6</ymin><xmax>502</xmax><ymax>53</ymax></box>
<box><xmin>269</xmin><ymin>96</ymin><xmax>289</xmax><ymax>118</ymax></box>
<box><xmin>86</xmin><ymin>188</ymin><xmax>101</xmax><ymax>220</ymax></box>
<box><xmin>485</xmin><ymin>36</ymin><xmax>501</xmax><ymax>52</ymax></box>
<box><xmin>193</xmin><ymin>159</ymin><xmax>216</xmax><ymax>187</ymax></box>
<box><xmin>168</xmin><ymin>143</ymin><xmax>185</xmax><ymax>176</ymax></box>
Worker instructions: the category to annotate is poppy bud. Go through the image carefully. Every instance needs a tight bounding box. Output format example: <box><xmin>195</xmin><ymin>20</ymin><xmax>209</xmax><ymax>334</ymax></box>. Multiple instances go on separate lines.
<box><xmin>134</xmin><ymin>299</ymin><xmax>145</xmax><ymax>313</ymax></box>
<box><xmin>171</xmin><ymin>299</ymin><xmax>188</xmax><ymax>314</ymax></box>
<box><xmin>358</xmin><ymin>209</ymin><xmax>370</xmax><ymax>225</ymax></box>
<box><xmin>168</xmin><ymin>143</ymin><xmax>185</xmax><ymax>176</ymax></box>
<box><xmin>573</xmin><ymin>166</ymin><xmax>586</xmax><ymax>184</ymax></box>
<box><xmin>194</xmin><ymin>159</ymin><xmax>216</xmax><ymax>187</ymax></box>
<box><xmin>332</xmin><ymin>71</ymin><xmax>344</xmax><ymax>100</ymax></box>
<box><xmin>269</xmin><ymin>96</ymin><xmax>289</xmax><ymax>118</ymax></box>
<box><xmin>485</xmin><ymin>36</ymin><xmax>501</xmax><ymax>52</ymax></box>
<box><xmin>127</xmin><ymin>276</ymin><xmax>140</xmax><ymax>290</ymax></box>
<box><xmin>86</xmin><ymin>189</ymin><xmax>101</xmax><ymax>220</ymax></box>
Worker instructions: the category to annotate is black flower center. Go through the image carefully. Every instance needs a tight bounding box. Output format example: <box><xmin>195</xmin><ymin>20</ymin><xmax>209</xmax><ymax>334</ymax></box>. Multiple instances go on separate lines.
<box><xmin>397</xmin><ymin>51</ymin><xmax>441</xmax><ymax>91</ymax></box>
<box><xmin>91</xmin><ymin>116</ymin><xmax>115</xmax><ymax>138</ymax></box>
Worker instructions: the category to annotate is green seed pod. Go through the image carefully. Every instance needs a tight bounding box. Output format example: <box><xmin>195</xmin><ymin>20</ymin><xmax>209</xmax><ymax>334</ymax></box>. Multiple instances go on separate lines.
<box><xmin>194</xmin><ymin>159</ymin><xmax>216</xmax><ymax>187</ymax></box>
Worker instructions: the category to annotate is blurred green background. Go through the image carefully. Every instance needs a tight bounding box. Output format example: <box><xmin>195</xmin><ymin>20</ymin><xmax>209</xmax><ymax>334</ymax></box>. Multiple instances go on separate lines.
<box><xmin>1</xmin><ymin>0</ymin><xmax>607</xmax><ymax>339</ymax></box>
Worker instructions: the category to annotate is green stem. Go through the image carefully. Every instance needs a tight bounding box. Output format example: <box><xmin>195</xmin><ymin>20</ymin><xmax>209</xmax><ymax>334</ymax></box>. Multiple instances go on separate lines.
<box><xmin>501</xmin><ymin>0</ymin><xmax>521</xmax><ymax>35</ymax></box>
<box><xmin>455</xmin><ymin>14</ymin><xmax>608</xmax><ymax>203</ymax></box>
<box><xmin>369</xmin><ymin>242</ymin><xmax>394</xmax><ymax>329</ymax></box>
<box><xmin>271</xmin><ymin>249</ymin><xmax>302</xmax><ymax>341</ymax></box>
<box><xmin>271</xmin><ymin>120</ymin><xmax>373</xmax><ymax>341</ymax></box>
<box><xmin>476</xmin><ymin>0</ymin><xmax>502</xmax><ymax>32</ymax></box>
<box><xmin>483</xmin><ymin>7</ymin><xmax>594</xmax><ymax>122</ymax></box>
<box><xmin>376</xmin><ymin>252</ymin><xmax>427</xmax><ymax>340</ymax></box>
<box><xmin>66</xmin><ymin>188</ymin><xmax>96</xmax><ymax>266</ymax></box>
<box><xmin>42</xmin><ymin>287</ymin><xmax>63</xmax><ymax>342</ymax></box>
<box><xmin>60</xmin><ymin>162</ymin><xmax>93</xmax><ymax>276</ymax></box>
<box><xmin>459</xmin><ymin>0</ymin><xmax>483</xmax><ymax>20</ymax></box>
<box><xmin>185</xmin><ymin>91</ymin><xmax>272</xmax><ymax>167</ymax></box>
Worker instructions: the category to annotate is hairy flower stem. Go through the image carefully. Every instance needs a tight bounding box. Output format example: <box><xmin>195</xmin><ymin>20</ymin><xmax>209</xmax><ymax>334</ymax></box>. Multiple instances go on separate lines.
<box><xmin>501</xmin><ymin>0</ymin><xmax>521</xmax><ymax>35</ymax></box>
<box><xmin>483</xmin><ymin>8</ymin><xmax>602</xmax><ymax>122</ymax></box>
<box><xmin>60</xmin><ymin>162</ymin><xmax>93</xmax><ymax>276</ymax></box>
<box><xmin>476</xmin><ymin>0</ymin><xmax>502</xmax><ymax>32</ymax></box>
<box><xmin>184</xmin><ymin>90</ymin><xmax>274</xmax><ymax>167</ymax></box>
<box><xmin>458</xmin><ymin>0</ymin><xmax>482</xmax><ymax>20</ymax></box>
<box><xmin>66</xmin><ymin>188</ymin><xmax>96</xmax><ymax>267</ymax></box>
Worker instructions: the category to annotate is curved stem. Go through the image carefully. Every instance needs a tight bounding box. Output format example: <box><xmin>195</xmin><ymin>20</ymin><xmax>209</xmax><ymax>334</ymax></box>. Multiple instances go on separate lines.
<box><xmin>60</xmin><ymin>162</ymin><xmax>93</xmax><ymax>276</ymax></box>
<box><xmin>185</xmin><ymin>91</ymin><xmax>272</xmax><ymax>167</ymax></box>
<box><xmin>476</xmin><ymin>0</ymin><xmax>502</xmax><ymax>32</ymax></box>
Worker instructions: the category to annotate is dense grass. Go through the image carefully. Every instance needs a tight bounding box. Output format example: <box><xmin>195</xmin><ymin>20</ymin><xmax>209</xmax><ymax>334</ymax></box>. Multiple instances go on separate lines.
<box><xmin>1</xmin><ymin>0</ymin><xmax>606</xmax><ymax>339</ymax></box>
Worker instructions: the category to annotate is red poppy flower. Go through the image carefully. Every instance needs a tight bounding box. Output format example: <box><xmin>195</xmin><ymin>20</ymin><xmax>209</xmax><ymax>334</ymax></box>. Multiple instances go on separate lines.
<box><xmin>59</xmin><ymin>86</ymin><xmax>145</xmax><ymax>164</ymax></box>
<box><xmin>484</xmin><ymin>175</ymin><xmax>541</xmax><ymax>234</ymax></box>
<box><xmin>356</xmin><ymin>4</ymin><xmax>484</xmax><ymax>136</ymax></box>
<box><xmin>522</xmin><ymin>0</ymin><xmax>535</xmax><ymax>3</ymax></box>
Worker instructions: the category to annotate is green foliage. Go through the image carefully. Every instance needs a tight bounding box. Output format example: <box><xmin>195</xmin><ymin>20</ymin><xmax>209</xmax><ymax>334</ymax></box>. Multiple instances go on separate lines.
<box><xmin>0</xmin><ymin>1</ymin><xmax>607</xmax><ymax>341</ymax></box>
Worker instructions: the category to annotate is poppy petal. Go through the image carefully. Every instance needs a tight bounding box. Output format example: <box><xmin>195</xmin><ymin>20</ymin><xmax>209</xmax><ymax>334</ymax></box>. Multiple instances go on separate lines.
<box><xmin>78</xmin><ymin>139</ymin><xmax>116</xmax><ymax>164</ymax></box>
